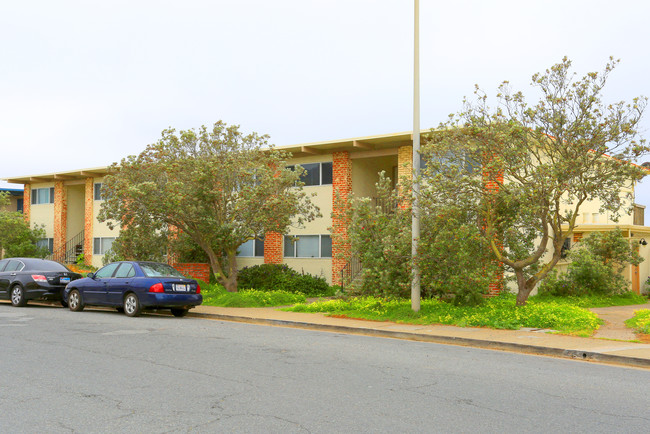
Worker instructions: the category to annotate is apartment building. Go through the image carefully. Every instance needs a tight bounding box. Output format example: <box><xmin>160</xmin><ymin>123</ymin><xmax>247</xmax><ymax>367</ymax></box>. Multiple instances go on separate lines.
<box><xmin>4</xmin><ymin>131</ymin><xmax>650</xmax><ymax>292</ymax></box>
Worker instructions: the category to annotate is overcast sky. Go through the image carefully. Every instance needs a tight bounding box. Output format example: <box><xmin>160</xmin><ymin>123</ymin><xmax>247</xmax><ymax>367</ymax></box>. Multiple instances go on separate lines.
<box><xmin>2</xmin><ymin>0</ymin><xmax>649</xmax><ymax>203</ymax></box>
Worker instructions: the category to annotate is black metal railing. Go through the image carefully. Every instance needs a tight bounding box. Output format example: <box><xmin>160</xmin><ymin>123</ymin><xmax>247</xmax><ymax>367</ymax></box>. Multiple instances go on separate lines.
<box><xmin>373</xmin><ymin>197</ymin><xmax>399</xmax><ymax>214</ymax></box>
<box><xmin>48</xmin><ymin>230</ymin><xmax>85</xmax><ymax>264</ymax></box>
<box><xmin>340</xmin><ymin>254</ymin><xmax>362</xmax><ymax>291</ymax></box>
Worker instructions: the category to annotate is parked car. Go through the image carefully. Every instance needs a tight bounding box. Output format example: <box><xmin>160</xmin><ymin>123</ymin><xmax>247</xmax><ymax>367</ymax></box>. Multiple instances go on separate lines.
<box><xmin>0</xmin><ymin>258</ymin><xmax>82</xmax><ymax>307</ymax></box>
<box><xmin>63</xmin><ymin>261</ymin><xmax>202</xmax><ymax>317</ymax></box>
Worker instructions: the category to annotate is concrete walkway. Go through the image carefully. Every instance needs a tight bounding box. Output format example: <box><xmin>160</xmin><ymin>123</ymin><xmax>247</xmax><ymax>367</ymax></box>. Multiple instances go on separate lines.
<box><xmin>189</xmin><ymin>302</ymin><xmax>650</xmax><ymax>369</ymax></box>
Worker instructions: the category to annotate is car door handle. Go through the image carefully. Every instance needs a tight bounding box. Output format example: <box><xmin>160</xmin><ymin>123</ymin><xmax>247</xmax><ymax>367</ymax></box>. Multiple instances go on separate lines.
<box><xmin>10</xmin><ymin>273</ymin><xmax>16</xmax><ymax>276</ymax></box>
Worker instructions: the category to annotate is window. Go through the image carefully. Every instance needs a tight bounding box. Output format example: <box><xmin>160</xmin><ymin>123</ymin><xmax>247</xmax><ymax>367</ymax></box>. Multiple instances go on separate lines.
<box><xmin>237</xmin><ymin>237</ymin><xmax>265</xmax><ymax>257</ymax></box>
<box><xmin>93</xmin><ymin>237</ymin><xmax>115</xmax><ymax>255</ymax></box>
<box><xmin>287</xmin><ymin>162</ymin><xmax>333</xmax><ymax>186</ymax></box>
<box><xmin>4</xmin><ymin>260</ymin><xmax>24</xmax><ymax>272</ymax></box>
<box><xmin>31</xmin><ymin>187</ymin><xmax>54</xmax><ymax>205</ymax></box>
<box><xmin>37</xmin><ymin>238</ymin><xmax>54</xmax><ymax>254</ymax></box>
<box><xmin>284</xmin><ymin>235</ymin><xmax>332</xmax><ymax>258</ymax></box>
<box><xmin>95</xmin><ymin>263</ymin><xmax>120</xmax><ymax>278</ymax></box>
<box><xmin>421</xmin><ymin>151</ymin><xmax>479</xmax><ymax>174</ymax></box>
<box><xmin>114</xmin><ymin>263</ymin><xmax>135</xmax><ymax>278</ymax></box>
<box><xmin>16</xmin><ymin>199</ymin><xmax>23</xmax><ymax>213</ymax></box>
<box><xmin>94</xmin><ymin>183</ymin><xmax>103</xmax><ymax>200</ymax></box>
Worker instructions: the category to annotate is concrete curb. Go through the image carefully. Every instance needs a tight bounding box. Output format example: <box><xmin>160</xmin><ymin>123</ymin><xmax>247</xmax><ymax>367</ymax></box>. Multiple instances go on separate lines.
<box><xmin>189</xmin><ymin>312</ymin><xmax>650</xmax><ymax>369</ymax></box>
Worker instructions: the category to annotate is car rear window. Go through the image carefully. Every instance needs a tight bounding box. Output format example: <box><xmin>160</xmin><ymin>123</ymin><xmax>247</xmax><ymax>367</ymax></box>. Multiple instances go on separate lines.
<box><xmin>139</xmin><ymin>263</ymin><xmax>186</xmax><ymax>278</ymax></box>
<box><xmin>26</xmin><ymin>261</ymin><xmax>69</xmax><ymax>272</ymax></box>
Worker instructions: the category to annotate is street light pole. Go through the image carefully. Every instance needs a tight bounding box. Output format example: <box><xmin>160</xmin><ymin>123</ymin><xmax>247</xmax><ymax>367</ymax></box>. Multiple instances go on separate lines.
<box><xmin>411</xmin><ymin>0</ymin><xmax>421</xmax><ymax>312</ymax></box>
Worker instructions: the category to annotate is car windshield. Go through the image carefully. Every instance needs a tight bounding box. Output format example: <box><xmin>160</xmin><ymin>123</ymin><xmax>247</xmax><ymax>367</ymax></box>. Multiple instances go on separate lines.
<box><xmin>139</xmin><ymin>263</ymin><xmax>186</xmax><ymax>278</ymax></box>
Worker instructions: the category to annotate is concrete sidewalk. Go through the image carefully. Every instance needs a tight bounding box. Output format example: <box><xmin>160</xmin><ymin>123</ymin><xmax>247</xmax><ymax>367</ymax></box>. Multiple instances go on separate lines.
<box><xmin>189</xmin><ymin>302</ymin><xmax>650</xmax><ymax>369</ymax></box>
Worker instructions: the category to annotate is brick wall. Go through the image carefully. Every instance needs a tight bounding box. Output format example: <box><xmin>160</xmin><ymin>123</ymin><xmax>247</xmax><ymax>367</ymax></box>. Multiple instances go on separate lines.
<box><xmin>174</xmin><ymin>262</ymin><xmax>211</xmax><ymax>282</ymax></box>
<box><xmin>484</xmin><ymin>165</ymin><xmax>505</xmax><ymax>295</ymax></box>
<box><xmin>263</xmin><ymin>231</ymin><xmax>283</xmax><ymax>264</ymax></box>
<box><xmin>84</xmin><ymin>178</ymin><xmax>93</xmax><ymax>266</ymax></box>
<box><xmin>53</xmin><ymin>181</ymin><xmax>67</xmax><ymax>254</ymax></box>
<box><xmin>397</xmin><ymin>145</ymin><xmax>413</xmax><ymax>183</ymax></box>
<box><xmin>331</xmin><ymin>151</ymin><xmax>352</xmax><ymax>285</ymax></box>
<box><xmin>23</xmin><ymin>184</ymin><xmax>31</xmax><ymax>223</ymax></box>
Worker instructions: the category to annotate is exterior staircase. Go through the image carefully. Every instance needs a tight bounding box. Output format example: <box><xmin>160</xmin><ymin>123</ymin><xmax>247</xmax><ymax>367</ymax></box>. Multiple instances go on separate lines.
<box><xmin>47</xmin><ymin>230</ymin><xmax>84</xmax><ymax>264</ymax></box>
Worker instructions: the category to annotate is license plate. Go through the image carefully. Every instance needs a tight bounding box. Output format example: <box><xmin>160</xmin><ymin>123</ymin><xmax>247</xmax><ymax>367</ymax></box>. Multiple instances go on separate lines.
<box><xmin>174</xmin><ymin>284</ymin><xmax>188</xmax><ymax>292</ymax></box>
<box><xmin>60</xmin><ymin>277</ymin><xmax>70</xmax><ymax>284</ymax></box>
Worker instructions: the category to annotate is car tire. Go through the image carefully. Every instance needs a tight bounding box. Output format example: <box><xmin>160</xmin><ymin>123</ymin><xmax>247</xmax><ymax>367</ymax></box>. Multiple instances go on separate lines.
<box><xmin>68</xmin><ymin>290</ymin><xmax>84</xmax><ymax>312</ymax></box>
<box><xmin>171</xmin><ymin>308</ymin><xmax>189</xmax><ymax>317</ymax></box>
<box><xmin>10</xmin><ymin>285</ymin><xmax>27</xmax><ymax>307</ymax></box>
<box><xmin>123</xmin><ymin>293</ymin><xmax>141</xmax><ymax>317</ymax></box>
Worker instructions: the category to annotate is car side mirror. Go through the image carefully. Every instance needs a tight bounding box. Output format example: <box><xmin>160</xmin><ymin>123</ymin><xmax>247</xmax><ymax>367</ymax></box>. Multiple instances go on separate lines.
<box><xmin>87</xmin><ymin>272</ymin><xmax>95</xmax><ymax>279</ymax></box>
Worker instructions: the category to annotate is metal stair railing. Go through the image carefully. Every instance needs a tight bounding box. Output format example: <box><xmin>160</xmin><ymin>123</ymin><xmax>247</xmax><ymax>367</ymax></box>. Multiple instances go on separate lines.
<box><xmin>47</xmin><ymin>230</ymin><xmax>85</xmax><ymax>264</ymax></box>
<box><xmin>340</xmin><ymin>254</ymin><xmax>362</xmax><ymax>291</ymax></box>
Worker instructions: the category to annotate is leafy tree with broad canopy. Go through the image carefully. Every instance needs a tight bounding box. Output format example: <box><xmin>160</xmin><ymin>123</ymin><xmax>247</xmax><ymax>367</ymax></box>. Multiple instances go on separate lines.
<box><xmin>423</xmin><ymin>57</ymin><xmax>648</xmax><ymax>305</ymax></box>
<box><xmin>0</xmin><ymin>192</ymin><xmax>48</xmax><ymax>259</ymax></box>
<box><xmin>99</xmin><ymin>121</ymin><xmax>320</xmax><ymax>292</ymax></box>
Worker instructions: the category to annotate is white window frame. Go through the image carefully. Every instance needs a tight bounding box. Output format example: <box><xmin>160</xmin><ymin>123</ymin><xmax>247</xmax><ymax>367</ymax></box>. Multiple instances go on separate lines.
<box><xmin>93</xmin><ymin>237</ymin><xmax>116</xmax><ymax>255</ymax></box>
<box><xmin>31</xmin><ymin>187</ymin><xmax>54</xmax><ymax>205</ymax></box>
<box><xmin>284</xmin><ymin>234</ymin><xmax>332</xmax><ymax>258</ymax></box>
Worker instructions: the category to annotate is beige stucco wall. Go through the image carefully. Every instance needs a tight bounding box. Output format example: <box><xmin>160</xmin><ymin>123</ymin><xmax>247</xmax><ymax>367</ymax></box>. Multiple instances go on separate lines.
<box><xmin>66</xmin><ymin>184</ymin><xmax>85</xmax><ymax>237</ymax></box>
<box><xmin>29</xmin><ymin>182</ymin><xmax>55</xmax><ymax>237</ymax></box>
<box><xmin>283</xmin><ymin>258</ymin><xmax>333</xmax><ymax>283</ymax></box>
<box><xmin>351</xmin><ymin>155</ymin><xmax>397</xmax><ymax>198</ymax></box>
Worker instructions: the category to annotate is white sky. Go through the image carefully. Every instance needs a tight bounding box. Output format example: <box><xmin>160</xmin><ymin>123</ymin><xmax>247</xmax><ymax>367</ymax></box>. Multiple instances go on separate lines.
<box><xmin>1</xmin><ymin>0</ymin><xmax>649</xmax><ymax>203</ymax></box>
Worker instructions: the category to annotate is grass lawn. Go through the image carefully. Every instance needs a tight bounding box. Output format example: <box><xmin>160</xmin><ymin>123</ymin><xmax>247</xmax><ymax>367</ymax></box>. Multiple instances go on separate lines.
<box><xmin>282</xmin><ymin>292</ymin><xmax>649</xmax><ymax>337</ymax></box>
<box><xmin>200</xmin><ymin>283</ymin><xmax>307</xmax><ymax>308</ymax></box>
<box><xmin>198</xmin><ymin>279</ymin><xmax>648</xmax><ymax>337</ymax></box>
<box><xmin>625</xmin><ymin>309</ymin><xmax>650</xmax><ymax>334</ymax></box>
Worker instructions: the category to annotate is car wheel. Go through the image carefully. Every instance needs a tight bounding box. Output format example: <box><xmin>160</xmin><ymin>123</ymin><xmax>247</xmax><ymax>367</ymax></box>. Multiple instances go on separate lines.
<box><xmin>68</xmin><ymin>290</ymin><xmax>84</xmax><ymax>312</ymax></box>
<box><xmin>10</xmin><ymin>285</ymin><xmax>27</xmax><ymax>307</ymax></box>
<box><xmin>171</xmin><ymin>308</ymin><xmax>189</xmax><ymax>317</ymax></box>
<box><xmin>123</xmin><ymin>293</ymin><xmax>141</xmax><ymax>317</ymax></box>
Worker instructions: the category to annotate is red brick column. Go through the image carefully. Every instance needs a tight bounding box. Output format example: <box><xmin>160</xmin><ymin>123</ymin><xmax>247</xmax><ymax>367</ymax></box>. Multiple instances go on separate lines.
<box><xmin>332</xmin><ymin>151</ymin><xmax>352</xmax><ymax>285</ymax></box>
<box><xmin>23</xmin><ymin>184</ymin><xmax>31</xmax><ymax>223</ymax></box>
<box><xmin>84</xmin><ymin>178</ymin><xmax>94</xmax><ymax>265</ymax></box>
<box><xmin>397</xmin><ymin>145</ymin><xmax>413</xmax><ymax>208</ymax></box>
<box><xmin>263</xmin><ymin>231</ymin><xmax>283</xmax><ymax>264</ymax></box>
<box><xmin>484</xmin><ymin>166</ymin><xmax>504</xmax><ymax>296</ymax></box>
<box><xmin>53</xmin><ymin>181</ymin><xmax>67</xmax><ymax>255</ymax></box>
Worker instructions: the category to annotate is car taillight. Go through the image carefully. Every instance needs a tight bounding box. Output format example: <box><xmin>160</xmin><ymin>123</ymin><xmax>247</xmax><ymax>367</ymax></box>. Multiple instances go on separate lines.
<box><xmin>149</xmin><ymin>283</ymin><xmax>164</xmax><ymax>293</ymax></box>
<box><xmin>31</xmin><ymin>275</ymin><xmax>47</xmax><ymax>282</ymax></box>
<box><xmin>196</xmin><ymin>284</ymin><xmax>201</xmax><ymax>294</ymax></box>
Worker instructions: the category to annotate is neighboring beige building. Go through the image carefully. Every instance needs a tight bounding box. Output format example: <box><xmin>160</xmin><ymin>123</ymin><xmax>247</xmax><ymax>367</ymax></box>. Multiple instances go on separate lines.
<box><xmin>0</xmin><ymin>188</ymin><xmax>24</xmax><ymax>213</ymax></box>
<box><xmin>4</xmin><ymin>131</ymin><xmax>649</xmax><ymax>293</ymax></box>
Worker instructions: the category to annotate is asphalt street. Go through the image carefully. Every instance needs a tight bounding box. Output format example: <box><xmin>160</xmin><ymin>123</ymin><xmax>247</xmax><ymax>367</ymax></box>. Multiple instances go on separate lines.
<box><xmin>1</xmin><ymin>303</ymin><xmax>649</xmax><ymax>433</ymax></box>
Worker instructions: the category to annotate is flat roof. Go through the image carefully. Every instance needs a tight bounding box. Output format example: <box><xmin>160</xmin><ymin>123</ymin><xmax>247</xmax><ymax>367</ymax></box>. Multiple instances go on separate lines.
<box><xmin>2</xmin><ymin>130</ymin><xmax>430</xmax><ymax>184</ymax></box>
<box><xmin>3</xmin><ymin>167</ymin><xmax>112</xmax><ymax>184</ymax></box>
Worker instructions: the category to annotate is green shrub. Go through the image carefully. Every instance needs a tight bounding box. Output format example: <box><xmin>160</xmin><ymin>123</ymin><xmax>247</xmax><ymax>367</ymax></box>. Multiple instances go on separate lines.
<box><xmin>539</xmin><ymin>229</ymin><xmax>642</xmax><ymax>296</ymax></box>
<box><xmin>236</xmin><ymin>263</ymin><xmax>334</xmax><ymax>297</ymax></box>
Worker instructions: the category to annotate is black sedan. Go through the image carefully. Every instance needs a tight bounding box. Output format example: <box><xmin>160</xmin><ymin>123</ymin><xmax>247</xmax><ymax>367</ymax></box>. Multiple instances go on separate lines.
<box><xmin>0</xmin><ymin>258</ymin><xmax>82</xmax><ymax>307</ymax></box>
<box><xmin>63</xmin><ymin>261</ymin><xmax>202</xmax><ymax>317</ymax></box>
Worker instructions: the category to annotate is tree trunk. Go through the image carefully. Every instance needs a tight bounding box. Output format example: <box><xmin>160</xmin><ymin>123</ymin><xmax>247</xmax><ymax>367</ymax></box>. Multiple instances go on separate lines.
<box><xmin>514</xmin><ymin>268</ymin><xmax>534</xmax><ymax>306</ymax></box>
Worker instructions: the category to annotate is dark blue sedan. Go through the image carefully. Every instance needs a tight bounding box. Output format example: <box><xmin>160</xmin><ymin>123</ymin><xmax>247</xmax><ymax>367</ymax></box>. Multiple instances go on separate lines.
<box><xmin>64</xmin><ymin>261</ymin><xmax>202</xmax><ymax>317</ymax></box>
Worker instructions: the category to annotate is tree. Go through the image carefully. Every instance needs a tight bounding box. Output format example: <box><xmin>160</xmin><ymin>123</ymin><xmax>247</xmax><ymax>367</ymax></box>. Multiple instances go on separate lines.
<box><xmin>424</xmin><ymin>57</ymin><xmax>648</xmax><ymax>305</ymax></box>
<box><xmin>0</xmin><ymin>192</ymin><xmax>48</xmax><ymax>259</ymax></box>
<box><xmin>99</xmin><ymin>121</ymin><xmax>319</xmax><ymax>292</ymax></box>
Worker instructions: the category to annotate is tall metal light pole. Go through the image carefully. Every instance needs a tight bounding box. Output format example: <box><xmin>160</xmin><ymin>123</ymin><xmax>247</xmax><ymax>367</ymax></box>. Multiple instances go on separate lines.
<box><xmin>411</xmin><ymin>0</ymin><xmax>421</xmax><ymax>312</ymax></box>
